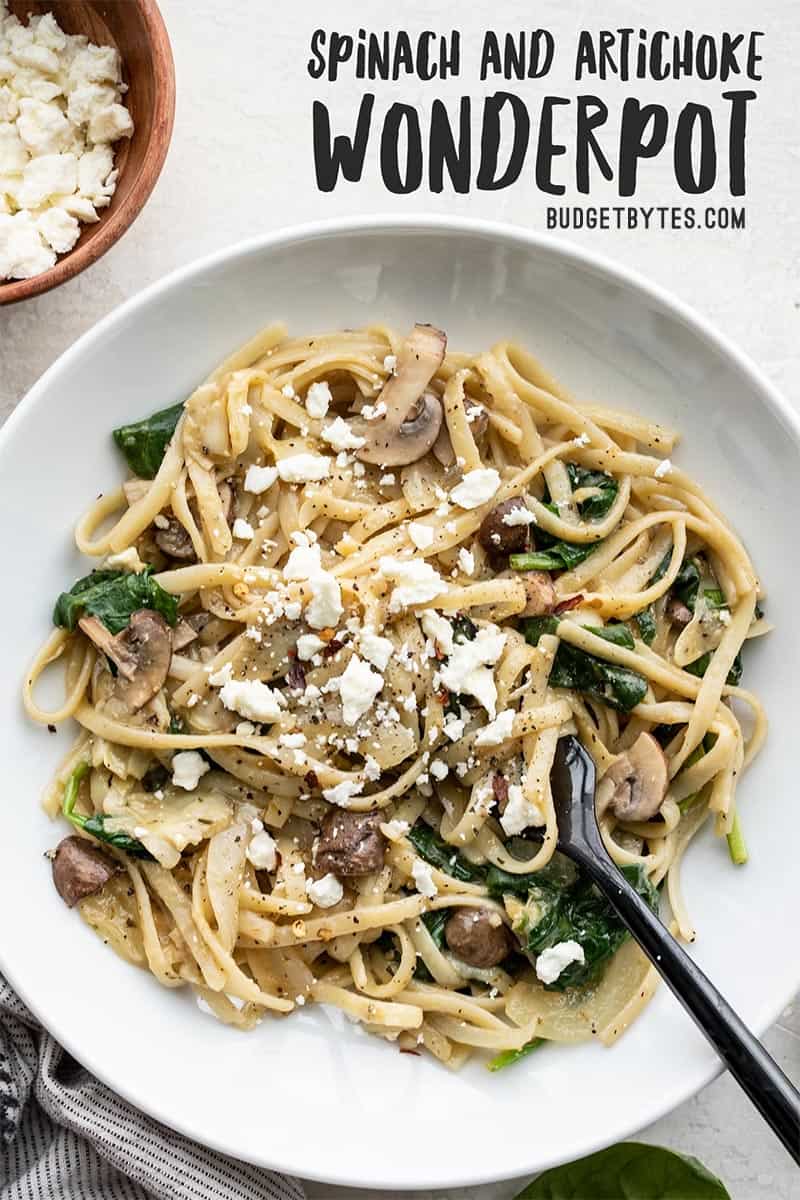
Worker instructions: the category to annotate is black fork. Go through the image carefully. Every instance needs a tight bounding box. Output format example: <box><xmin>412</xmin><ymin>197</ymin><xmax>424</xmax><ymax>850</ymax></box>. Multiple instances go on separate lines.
<box><xmin>548</xmin><ymin>734</ymin><xmax>800</xmax><ymax>1165</ymax></box>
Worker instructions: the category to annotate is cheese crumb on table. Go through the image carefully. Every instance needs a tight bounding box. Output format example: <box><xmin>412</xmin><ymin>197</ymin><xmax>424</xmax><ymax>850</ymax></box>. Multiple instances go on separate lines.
<box><xmin>0</xmin><ymin>1</ymin><xmax>134</xmax><ymax>281</ymax></box>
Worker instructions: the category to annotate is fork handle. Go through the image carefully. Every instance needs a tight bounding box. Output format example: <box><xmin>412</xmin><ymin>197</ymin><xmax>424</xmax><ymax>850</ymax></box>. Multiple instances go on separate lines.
<box><xmin>574</xmin><ymin>848</ymin><xmax>800</xmax><ymax>1164</ymax></box>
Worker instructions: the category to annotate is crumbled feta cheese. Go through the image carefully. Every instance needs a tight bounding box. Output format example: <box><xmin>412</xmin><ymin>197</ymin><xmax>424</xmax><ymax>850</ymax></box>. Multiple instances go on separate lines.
<box><xmin>218</xmin><ymin>679</ymin><xmax>285</xmax><ymax>723</ymax></box>
<box><xmin>383</xmin><ymin>354</ymin><xmax>397</xmax><ymax>372</ymax></box>
<box><xmin>281</xmin><ymin>383</ymin><xmax>296</xmax><ymax>399</ymax></box>
<box><xmin>306</xmin><ymin>873</ymin><xmax>344</xmax><ymax>908</ymax></box>
<box><xmin>408</xmin><ymin>521</ymin><xmax>435</xmax><ymax>550</ymax></box>
<box><xmin>232</xmin><ymin>517</ymin><xmax>254</xmax><ymax>540</ymax></box>
<box><xmin>358</xmin><ymin>629</ymin><xmax>393</xmax><ymax>671</ymax></box>
<box><xmin>304</xmin><ymin>380</ymin><xmax>331</xmax><ymax>419</ymax></box>
<box><xmin>436</xmin><ymin>627</ymin><xmax>506</xmax><ymax>717</ymax></box>
<box><xmin>276</xmin><ymin>454</ymin><xmax>331</xmax><ymax>483</ymax></box>
<box><xmin>296</xmin><ymin>633</ymin><xmax>325</xmax><ymax>661</ymax></box>
<box><xmin>379</xmin><ymin>556</ymin><xmax>447</xmax><ymax>610</ymax></box>
<box><xmin>450</xmin><ymin>468</ymin><xmax>500</xmax><ymax>510</ymax></box>
<box><xmin>35</xmin><ymin>205</ymin><xmax>78</xmax><ymax>252</ymax></box>
<box><xmin>321</xmin><ymin>416</ymin><xmax>365</xmax><ymax>452</ymax></box>
<box><xmin>171</xmin><ymin>750</ymin><xmax>210</xmax><ymax>792</ymax></box>
<box><xmin>104</xmin><ymin>546</ymin><xmax>146</xmax><ymax>572</ymax></box>
<box><xmin>0</xmin><ymin>10</ymin><xmax>133</xmax><ymax>282</ymax></box>
<box><xmin>500</xmin><ymin>783</ymin><xmax>545</xmax><ymax>836</ymax></box>
<box><xmin>429</xmin><ymin>759</ymin><xmax>448</xmax><ymax>781</ymax></box>
<box><xmin>475</xmin><ymin>709</ymin><xmax>516</xmax><ymax>746</ymax></box>
<box><xmin>421</xmin><ymin>610</ymin><xmax>454</xmax><ymax>656</ymax></box>
<box><xmin>654</xmin><ymin>458</ymin><xmax>672</xmax><ymax>479</ymax></box>
<box><xmin>243</xmin><ymin>464</ymin><xmax>278</xmax><ymax>494</ymax></box>
<box><xmin>572</xmin><ymin>432</ymin><xmax>591</xmax><ymax>447</ymax></box>
<box><xmin>502</xmin><ymin>505</ymin><xmax>536</xmax><ymax>527</ymax></box>
<box><xmin>247</xmin><ymin>830</ymin><xmax>278</xmax><ymax>871</ymax></box>
<box><xmin>236</xmin><ymin>721</ymin><xmax>256</xmax><ymax>737</ymax></box>
<box><xmin>306</xmin><ymin>571</ymin><xmax>343</xmax><ymax>629</ymax></box>
<box><xmin>363</xmin><ymin>754</ymin><xmax>381</xmax><ymax>781</ymax></box>
<box><xmin>411</xmin><ymin>859</ymin><xmax>438</xmax><ymax>898</ymax></box>
<box><xmin>380</xmin><ymin>818</ymin><xmax>409</xmax><ymax>841</ymax></box>
<box><xmin>443</xmin><ymin>714</ymin><xmax>465</xmax><ymax>741</ymax></box>
<box><xmin>338</xmin><ymin>654</ymin><xmax>383</xmax><ymax>725</ymax></box>
<box><xmin>535</xmin><ymin>940</ymin><xmax>585</xmax><ymax>985</ymax></box>
<box><xmin>379</xmin><ymin>473</ymin><xmax>396</xmax><ymax>486</ymax></box>
<box><xmin>322</xmin><ymin>779</ymin><xmax>365</xmax><ymax>807</ymax></box>
<box><xmin>283</xmin><ymin>542</ymin><xmax>322</xmax><ymax>580</ymax></box>
<box><xmin>457</xmin><ymin>547</ymin><xmax>475</xmax><ymax>575</ymax></box>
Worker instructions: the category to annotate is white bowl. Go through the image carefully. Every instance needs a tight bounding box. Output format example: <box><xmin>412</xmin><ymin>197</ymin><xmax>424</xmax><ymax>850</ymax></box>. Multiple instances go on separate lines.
<box><xmin>1</xmin><ymin>217</ymin><xmax>797</xmax><ymax>1191</ymax></box>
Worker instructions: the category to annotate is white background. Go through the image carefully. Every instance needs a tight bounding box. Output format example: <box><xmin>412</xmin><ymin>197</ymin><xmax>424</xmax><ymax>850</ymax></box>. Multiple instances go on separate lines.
<box><xmin>1</xmin><ymin>2</ymin><xmax>798</xmax><ymax>1197</ymax></box>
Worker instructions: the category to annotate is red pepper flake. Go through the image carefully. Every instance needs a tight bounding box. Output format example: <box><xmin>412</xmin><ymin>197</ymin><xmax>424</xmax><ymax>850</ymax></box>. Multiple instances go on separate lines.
<box><xmin>554</xmin><ymin>594</ymin><xmax>584</xmax><ymax>615</ymax></box>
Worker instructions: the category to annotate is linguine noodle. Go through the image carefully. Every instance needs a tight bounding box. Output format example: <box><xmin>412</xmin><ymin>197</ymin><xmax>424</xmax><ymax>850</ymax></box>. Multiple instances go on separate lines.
<box><xmin>23</xmin><ymin>322</ymin><xmax>767</xmax><ymax>1067</ymax></box>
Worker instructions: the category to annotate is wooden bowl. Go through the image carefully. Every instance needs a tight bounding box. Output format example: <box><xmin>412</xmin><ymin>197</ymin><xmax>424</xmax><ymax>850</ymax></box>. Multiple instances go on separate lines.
<box><xmin>0</xmin><ymin>0</ymin><xmax>175</xmax><ymax>305</ymax></box>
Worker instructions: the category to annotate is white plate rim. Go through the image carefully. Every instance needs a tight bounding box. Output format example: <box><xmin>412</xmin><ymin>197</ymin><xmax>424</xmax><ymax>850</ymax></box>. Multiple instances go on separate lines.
<box><xmin>2</xmin><ymin>214</ymin><xmax>798</xmax><ymax>1190</ymax></box>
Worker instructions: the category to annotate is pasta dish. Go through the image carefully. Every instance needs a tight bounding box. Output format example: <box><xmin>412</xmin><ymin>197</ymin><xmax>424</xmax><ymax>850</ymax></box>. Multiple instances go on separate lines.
<box><xmin>23</xmin><ymin>322</ymin><xmax>768</xmax><ymax>1069</ymax></box>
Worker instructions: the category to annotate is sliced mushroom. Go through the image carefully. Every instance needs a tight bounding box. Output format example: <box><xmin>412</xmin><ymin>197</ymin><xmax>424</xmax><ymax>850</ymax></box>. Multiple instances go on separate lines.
<box><xmin>315</xmin><ymin>809</ymin><xmax>386</xmax><ymax>876</ymax></box>
<box><xmin>355</xmin><ymin>324</ymin><xmax>447</xmax><ymax>466</ymax></box>
<box><xmin>432</xmin><ymin>400</ymin><xmax>489</xmax><ymax>466</ymax></box>
<box><xmin>444</xmin><ymin>907</ymin><xmax>513</xmax><ymax>968</ymax></box>
<box><xmin>478</xmin><ymin>498</ymin><xmax>531</xmax><ymax>557</ymax></box>
<box><xmin>602</xmin><ymin>733</ymin><xmax>668</xmax><ymax>822</ymax></box>
<box><xmin>81</xmin><ymin>609</ymin><xmax>173</xmax><ymax>711</ymax></box>
<box><xmin>519</xmin><ymin>571</ymin><xmax>556</xmax><ymax>617</ymax></box>
<box><xmin>52</xmin><ymin>835</ymin><xmax>117</xmax><ymax>907</ymax></box>
<box><xmin>154</xmin><ymin>516</ymin><xmax>195</xmax><ymax>561</ymax></box>
<box><xmin>666</xmin><ymin>596</ymin><xmax>693</xmax><ymax>627</ymax></box>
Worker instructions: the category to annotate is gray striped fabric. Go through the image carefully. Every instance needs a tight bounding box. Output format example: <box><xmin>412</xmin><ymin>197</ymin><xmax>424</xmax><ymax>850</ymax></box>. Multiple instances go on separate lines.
<box><xmin>0</xmin><ymin>974</ymin><xmax>304</xmax><ymax>1200</ymax></box>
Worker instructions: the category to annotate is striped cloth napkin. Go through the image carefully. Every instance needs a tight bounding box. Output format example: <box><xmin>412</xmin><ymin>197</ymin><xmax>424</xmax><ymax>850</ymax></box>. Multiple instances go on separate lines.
<box><xmin>0</xmin><ymin>974</ymin><xmax>304</xmax><ymax>1200</ymax></box>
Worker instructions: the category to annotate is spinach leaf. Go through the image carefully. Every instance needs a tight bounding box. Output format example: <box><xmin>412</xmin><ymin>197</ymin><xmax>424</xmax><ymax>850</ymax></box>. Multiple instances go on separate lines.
<box><xmin>62</xmin><ymin>763</ymin><xmax>154</xmax><ymax>860</ymax></box>
<box><xmin>486</xmin><ymin>854</ymin><xmax>578</xmax><ymax>899</ymax></box>
<box><xmin>566</xmin><ymin>463</ymin><xmax>619</xmax><ymax>520</ymax></box>
<box><xmin>514</xmin><ymin>1141</ymin><xmax>731</xmax><ymax>1199</ymax></box>
<box><xmin>510</xmin><ymin>541</ymin><xmax>601</xmax><ymax>573</ymax></box>
<box><xmin>522</xmin><ymin>619</ymin><xmax>647</xmax><ymax>712</ymax></box>
<box><xmin>510</xmin><ymin>863</ymin><xmax>659</xmax><ymax>991</ymax></box>
<box><xmin>487</xmin><ymin>1037</ymin><xmax>545</xmax><ymax>1072</ymax></box>
<box><xmin>407</xmin><ymin>823</ymin><xmax>485</xmax><ymax>884</ymax></box>
<box><xmin>112</xmin><ymin>402</ymin><xmax>183</xmax><ymax>479</ymax></box>
<box><xmin>413</xmin><ymin>909</ymin><xmax>451</xmax><ymax>981</ymax></box>
<box><xmin>672</xmin><ymin>557</ymin><xmax>702</xmax><ymax>611</ymax></box>
<box><xmin>685</xmin><ymin>650</ymin><xmax>742</xmax><ymax>687</ymax></box>
<box><xmin>634</xmin><ymin>605</ymin><xmax>657</xmax><ymax>645</ymax></box>
<box><xmin>54</xmin><ymin>566</ymin><xmax>178</xmax><ymax>634</ymax></box>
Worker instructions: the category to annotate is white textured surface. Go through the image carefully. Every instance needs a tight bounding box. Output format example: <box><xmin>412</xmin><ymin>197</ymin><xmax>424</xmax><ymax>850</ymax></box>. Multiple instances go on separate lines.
<box><xmin>0</xmin><ymin>1</ymin><xmax>797</xmax><ymax>1196</ymax></box>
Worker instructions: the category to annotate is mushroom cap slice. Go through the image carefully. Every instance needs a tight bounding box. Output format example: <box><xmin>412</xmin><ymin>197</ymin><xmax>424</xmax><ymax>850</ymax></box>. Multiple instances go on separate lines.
<box><xmin>52</xmin><ymin>835</ymin><xmax>117</xmax><ymax>907</ymax></box>
<box><xmin>356</xmin><ymin>324</ymin><xmax>447</xmax><ymax>466</ymax></box>
<box><xmin>602</xmin><ymin>732</ymin><xmax>668</xmax><ymax>822</ymax></box>
<box><xmin>111</xmin><ymin>608</ymin><xmax>173</xmax><ymax>711</ymax></box>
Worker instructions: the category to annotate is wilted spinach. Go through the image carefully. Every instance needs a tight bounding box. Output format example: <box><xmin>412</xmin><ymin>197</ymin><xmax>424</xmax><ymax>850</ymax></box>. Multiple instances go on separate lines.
<box><xmin>407</xmin><ymin>823</ymin><xmax>485</xmax><ymax>884</ymax></box>
<box><xmin>112</xmin><ymin>402</ymin><xmax>183</xmax><ymax>479</ymax></box>
<box><xmin>510</xmin><ymin>540</ymin><xmax>601</xmax><ymax>573</ymax></box>
<box><xmin>501</xmin><ymin>862</ymin><xmax>659</xmax><ymax>991</ymax></box>
<box><xmin>522</xmin><ymin>618</ymin><xmax>647</xmax><ymax>712</ymax></box>
<box><xmin>54</xmin><ymin>567</ymin><xmax>178</xmax><ymax>634</ymax></box>
<box><xmin>685</xmin><ymin>649</ymin><xmax>743</xmax><ymax>687</ymax></box>
<box><xmin>62</xmin><ymin>762</ymin><xmax>153</xmax><ymax>859</ymax></box>
<box><xmin>566</xmin><ymin>463</ymin><xmax>619</xmax><ymax>520</ymax></box>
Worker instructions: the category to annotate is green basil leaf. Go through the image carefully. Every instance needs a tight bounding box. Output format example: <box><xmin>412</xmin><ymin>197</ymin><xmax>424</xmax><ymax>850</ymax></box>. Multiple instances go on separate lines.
<box><xmin>514</xmin><ymin>1141</ymin><xmax>731</xmax><ymax>1199</ymax></box>
<box><xmin>112</xmin><ymin>402</ymin><xmax>184</xmax><ymax>479</ymax></box>
<box><xmin>54</xmin><ymin>566</ymin><xmax>178</xmax><ymax>634</ymax></box>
